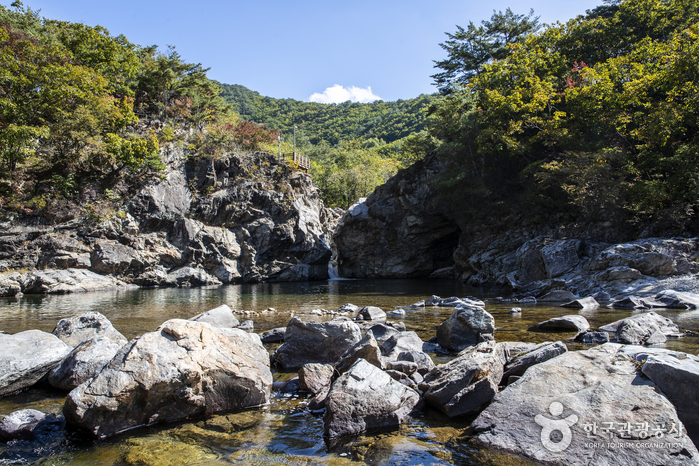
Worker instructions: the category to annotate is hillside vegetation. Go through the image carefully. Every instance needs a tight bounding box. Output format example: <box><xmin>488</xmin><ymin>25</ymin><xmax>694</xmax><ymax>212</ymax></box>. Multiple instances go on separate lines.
<box><xmin>422</xmin><ymin>0</ymin><xmax>699</xmax><ymax>234</ymax></box>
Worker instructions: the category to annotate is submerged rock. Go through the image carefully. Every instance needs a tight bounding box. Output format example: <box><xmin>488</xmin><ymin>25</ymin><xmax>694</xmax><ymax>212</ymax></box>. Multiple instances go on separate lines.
<box><xmin>0</xmin><ymin>330</ymin><xmax>72</xmax><ymax>397</ymax></box>
<box><xmin>472</xmin><ymin>344</ymin><xmax>698</xmax><ymax>465</ymax></box>
<box><xmin>0</xmin><ymin>409</ymin><xmax>64</xmax><ymax>441</ymax></box>
<box><xmin>324</xmin><ymin>359</ymin><xmax>421</xmax><ymax>438</ymax></box>
<box><xmin>64</xmin><ymin>319</ymin><xmax>272</xmax><ymax>437</ymax></box>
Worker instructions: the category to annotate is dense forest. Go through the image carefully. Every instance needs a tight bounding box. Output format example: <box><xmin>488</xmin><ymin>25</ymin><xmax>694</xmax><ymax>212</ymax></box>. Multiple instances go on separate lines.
<box><xmin>2</xmin><ymin>0</ymin><xmax>698</xmax><ymax>223</ymax></box>
<box><xmin>219</xmin><ymin>83</ymin><xmax>434</xmax><ymax>147</ymax></box>
<box><xmin>423</xmin><ymin>0</ymin><xmax>699</xmax><ymax>232</ymax></box>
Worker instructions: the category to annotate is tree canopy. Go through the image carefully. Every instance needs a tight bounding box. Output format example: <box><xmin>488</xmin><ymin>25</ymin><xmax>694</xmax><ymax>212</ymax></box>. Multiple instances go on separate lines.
<box><xmin>426</xmin><ymin>0</ymin><xmax>699</xmax><ymax>231</ymax></box>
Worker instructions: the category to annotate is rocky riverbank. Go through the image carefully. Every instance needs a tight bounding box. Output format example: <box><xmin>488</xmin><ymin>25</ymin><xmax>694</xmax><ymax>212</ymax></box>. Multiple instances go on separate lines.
<box><xmin>334</xmin><ymin>156</ymin><xmax>699</xmax><ymax>301</ymax></box>
<box><xmin>3</xmin><ymin>294</ymin><xmax>699</xmax><ymax>465</ymax></box>
<box><xmin>0</xmin><ymin>147</ymin><xmax>341</xmax><ymax>297</ymax></box>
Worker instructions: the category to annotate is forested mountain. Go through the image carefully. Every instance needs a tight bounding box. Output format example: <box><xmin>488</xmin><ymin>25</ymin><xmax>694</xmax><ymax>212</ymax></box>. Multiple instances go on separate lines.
<box><xmin>219</xmin><ymin>83</ymin><xmax>435</xmax><ymax>147</ymax></box>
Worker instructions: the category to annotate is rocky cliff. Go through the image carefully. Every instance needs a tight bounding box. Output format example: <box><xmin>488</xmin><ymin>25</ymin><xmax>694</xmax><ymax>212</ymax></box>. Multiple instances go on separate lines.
<box><xmin>334</xmin><ymin>155</ymin><xmax>699</xmax><ymax>299</ymax></box>
<box><xmin>0</xmin><ymin>145</ymin><xmax>341</xmax><ymax>296</ymax></box>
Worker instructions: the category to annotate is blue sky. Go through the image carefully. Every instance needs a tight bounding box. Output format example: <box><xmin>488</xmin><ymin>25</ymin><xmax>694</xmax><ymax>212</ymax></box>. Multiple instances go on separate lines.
<box><xmin>3</xmin><ymin>0</ymin><xmax>605</xmax><ymax>103</ymax></box>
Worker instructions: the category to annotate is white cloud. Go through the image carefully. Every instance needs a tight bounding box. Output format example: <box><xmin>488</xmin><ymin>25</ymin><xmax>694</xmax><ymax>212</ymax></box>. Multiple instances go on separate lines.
<box><xmin>309</xmin><ymin>85</ymin><xmax>382</xmax><ymax>104</ymax></box>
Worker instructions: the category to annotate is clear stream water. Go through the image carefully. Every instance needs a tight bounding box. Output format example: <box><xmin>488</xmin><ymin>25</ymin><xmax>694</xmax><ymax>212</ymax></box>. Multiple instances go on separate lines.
<box><xmin>1</xmin><ymin>279</ymin><xmax>699</xmax><ymax>465</ymax></box>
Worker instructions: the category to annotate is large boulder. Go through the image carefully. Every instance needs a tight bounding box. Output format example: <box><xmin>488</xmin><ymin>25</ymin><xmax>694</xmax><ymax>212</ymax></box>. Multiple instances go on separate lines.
<box><xmin>641</xmin><ymin>352</ymin><xmax>699</xmax><ymax>444</ymax></box>
<box><xmin>355</xmin><ymin>306</ymin><xmax>386</xmax><ymax>321</ymax></box>
<box><xmin>52</xmin><ymin>311</ymin><xmax>126</xmax><ymax>347</ymax></box>
<box><xmin>537</xmin><ymin>316</ymin><xmax>590</xmax><ymax>333</ymax></box>
<box><xmin>599</xmin><ymin>311</ymin><xmax>681</xmax><ymax>345</ymax></box>
<box><xmin>472</xmin><ymin>344</ymin><xmax>698</xmax><ymax>465</ymax></box>
<box><xmin>436</xmin><ymin>304</ymin><xmax>495</xmax><ymax>351</ymax></box>
<box><xmin>63</xmin><ymin>319</ymin><xmax>272</xmax><ymax>437</ymax></box>
<box><xmin>0</xmin><ymin>330</ymin><xmax>72</xmax><ymax>397</ymax></box>
<box><xmin>188</xmin><ymin>304</ymin><xmax>239</xmax><ymax>328</ymax></box>
<box><xmin>272</xmin><ymin>317</ymin><xmax>362</xmax><ymax>371</ymax></box>
<box><xmin>323</xmin><ymin>359</ymin><xmax>421</xmax><ymax>438</ymax></box>
<box><xmin>48</xmin><ymin>335</ymin><xmax>126</xmax><ymax>391</ymax></box>
<box><xmin>419</xmin><ymin>341</ymin><xmax>505</xmax><ymax>417</ymax></box>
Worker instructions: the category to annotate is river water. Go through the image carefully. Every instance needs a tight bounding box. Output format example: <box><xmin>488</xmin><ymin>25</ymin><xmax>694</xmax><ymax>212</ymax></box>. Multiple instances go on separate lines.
<box><xmin>1</xmin><ymin>279</ymin><xmax>699</xmax><ymax>465</ymax></box>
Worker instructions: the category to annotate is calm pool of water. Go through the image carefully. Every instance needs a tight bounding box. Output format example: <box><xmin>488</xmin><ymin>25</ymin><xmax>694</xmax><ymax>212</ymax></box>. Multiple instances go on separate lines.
<box><xmin>1</xmin><ymin>279</ymin><xmax>698</xmax><ymax>465</ymax></box>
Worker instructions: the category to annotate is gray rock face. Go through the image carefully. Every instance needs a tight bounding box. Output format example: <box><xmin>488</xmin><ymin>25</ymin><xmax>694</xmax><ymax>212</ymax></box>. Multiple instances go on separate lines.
<box><xmin>472</xmin><ymin>344</ymin><xmax>699</xmax><ymax>465</ymax></box>
<box><xmin>63</xmin><ymin>319</ymin><xmax>272</xmax><ymax>438</ymax></box>
<box><xmin>537</xmin><ymin>315</ymin><xmax>590</xmax><ymax>333</ymax></box>
<box><xmin>19</xmin><ymin>269</ymin><xmax>133</xmax><ymax>295</ymax></box>
<box><xmin>323</xmin><ymin>359</ymin><xmax>421</xmax><ymax>438</ymax></box>
<box><xmin>436</xmin><ymin>305</ymin><xmax>495</xmax><ymax>351</ymax></box>
<box><xmin>501</xmin><ymin>341</ymin><xmax>567</xmax><ymax>384</ymax></box>
<box><xmin>334</xmin><ymin>157</ymin><xmax>460</xmax><ymax>279</ymax></box>
<box><xmin>298</xmin><ymin>363</ymin><xmax>334</xmax><ymax>395</ymax></box>
<box><xmin>52</xmin><ymin>311</ymin><xmax>126</xmax><ymax>347</ymax></box>
<box><xmin>0</xmin><ymin>330</ymin><xmax>72</xmax><ymax>397</ymax></box>
<box><xmin>48</xmin><ymin>336</ymin><xmax>126</xmax><ymax>391</ymax></box>
<box><xmin>599</xmin><ymin>312</ymin><xmax>681</xmax><ymax>345</ymax></box>
<box><xmin>272</xmin><ymin>317</ymin><xmax>362</xmax><ymax>371</ymax></box>
<box><xmin>0</xmin><ymin>151</ymin><xmax>339</xmax><ymax>294</ymax></box>
<box><xmin>0</xmin><ymin>409</ymin><xmax>63</xmax><ymax>441</ymax></box>
<box><xmin>188</xmin><ymin>304</ymin><xmax>239</xmax><ymax>328</ymax></box>
<box><xmin>641</xmin><ymin>353</ymin><xmax>699</xmax><ymax>443</ymax></box>
<box><xmin>420</xmin><ymin>341</ymin><xmax>505</xmax><ymax>417</ymax></box>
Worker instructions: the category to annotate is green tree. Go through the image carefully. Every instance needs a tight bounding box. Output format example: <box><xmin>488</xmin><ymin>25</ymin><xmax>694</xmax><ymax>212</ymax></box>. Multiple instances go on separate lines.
<box><xmin>432</xmin><ymin>8</ymin><xmax>540</xmax><ymax>94</ymax></box>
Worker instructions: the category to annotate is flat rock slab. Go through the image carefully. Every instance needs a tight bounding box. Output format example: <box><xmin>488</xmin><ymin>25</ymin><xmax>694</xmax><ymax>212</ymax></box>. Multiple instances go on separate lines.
<box><xmin>0</xmin><ymin>330</ymin><xmax>72</xmax><ymax>397</ymax></box>
<box><xmin>324</xmin><ymin>358</ymin><xmax>421</xmax><ymax>438</ymax></box>
<box><xmin>472</xmin><ymin>344</ymin><xmax>698</xmax><ymax>465</ymax></box>
<box><xmin>64</xmin><ymin>319</ymin><xmax>272</xmax><ymax>437</ymax></box>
